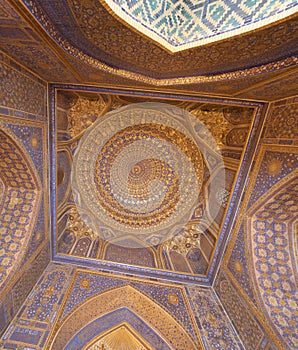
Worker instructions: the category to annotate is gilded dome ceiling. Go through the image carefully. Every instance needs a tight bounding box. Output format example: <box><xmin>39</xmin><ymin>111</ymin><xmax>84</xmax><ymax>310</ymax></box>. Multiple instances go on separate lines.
<box><xmin>87</xmin><ymin>324</ymin><xmax>152</xmax><ymax>350</ymax></box>
<box><xmin>56</xmin><ymin>90</ymin><xmax>257</xmax><ymax>281</ymax></box>
<box><xmin>71</xmin><ymin>103</ymin><xmax>223</xmax><ymax>247</ymax></box>
<box><xmin>1</xmin><ymin>2</ymin><xmax>298</xmax><ymax>349</ymax></box>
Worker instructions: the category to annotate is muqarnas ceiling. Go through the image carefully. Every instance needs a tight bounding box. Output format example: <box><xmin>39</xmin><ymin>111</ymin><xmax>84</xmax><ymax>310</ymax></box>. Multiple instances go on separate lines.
<box><xmin>55</xmin><ymin>89</ymin><xmax>257</xmax><ymax>279</ymax></box>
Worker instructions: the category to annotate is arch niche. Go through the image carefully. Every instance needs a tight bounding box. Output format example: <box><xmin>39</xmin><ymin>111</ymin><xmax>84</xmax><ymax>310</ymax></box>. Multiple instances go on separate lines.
<box><xmin>49</xmin><ymin>285</ymin><xmax>201</xmax><ymax>350</ymax></box>
<box><xmin>247</xmin><ymin>171</ymin><xmax>298</xmax><ymax>348</ymax></box>
<box><xmin>0</xmin><ymin>127</ymin><xmax>41</xmax><ymax>291</ymax></box>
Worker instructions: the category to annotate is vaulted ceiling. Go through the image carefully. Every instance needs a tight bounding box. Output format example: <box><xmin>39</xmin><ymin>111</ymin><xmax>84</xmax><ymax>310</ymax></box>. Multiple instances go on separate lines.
<box><xmin>1</xmin><ymin>0</ymin><xmax>297</xmax><ymax>284</ymax></box>
<box><xmin>1</xmin><ymin>0</ymin><xmax>298</xmax><ymax>99</ymax></box>
<box><xmin>55</xmin><ymin>89</ymin><xmax>261</xmax><ymax>283</ymax></box>
<box><xmin>0</xmin><ymin>1</ymin><xmax>298</xmax><ymax>349</ymax></box>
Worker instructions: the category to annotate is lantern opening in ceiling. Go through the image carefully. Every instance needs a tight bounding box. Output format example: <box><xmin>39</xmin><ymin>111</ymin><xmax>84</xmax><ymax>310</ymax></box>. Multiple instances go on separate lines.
<box><xmin>103</xmin><ymin>0</ymin><xmax>298</xmax><ymax>52</ymax></box>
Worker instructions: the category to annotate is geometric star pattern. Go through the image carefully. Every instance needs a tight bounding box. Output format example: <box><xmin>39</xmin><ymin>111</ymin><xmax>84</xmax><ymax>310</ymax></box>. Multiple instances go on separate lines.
<box><xmin>249</xmin><ymin>175</ymin><xmax>298</xmax><ymax>348</ymax></box>
<box><xmin>104</xmin><ymin>0</ymin><xmax>298</xmax><ymax>50</ymax></box>
<box><xmin>0</xmin><ymin>129</ymin><xmax>41</xmax><ymax>290</ymax></box>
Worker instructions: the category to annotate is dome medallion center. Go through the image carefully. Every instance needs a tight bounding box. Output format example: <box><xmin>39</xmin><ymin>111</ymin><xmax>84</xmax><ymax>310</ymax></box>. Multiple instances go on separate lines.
<box><xmin>72</xmin><ymin>103</ymin><xmax>222</xmax><ymax>247</ymax></box>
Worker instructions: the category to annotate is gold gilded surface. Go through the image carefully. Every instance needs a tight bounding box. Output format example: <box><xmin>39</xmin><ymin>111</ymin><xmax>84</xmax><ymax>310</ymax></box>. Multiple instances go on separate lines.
<box><xmin>167</xmin><ymin>293</ymin><xmax>179</xmax><ymax>305</ymax></box>
<box><xmin>0</xmin><ymin>126</ymin><xmax>42</xmax><ymax>291</ymax></box>
<box><xmin>72</xmin><ymin>103</ymin><xmax>206</xmax><ymax>242</ymax></box>
<box><xmin>57</xmin><ymin>91</ymin><xmax>255</xmax><ymax>276</ymax></box>
<box><xmin>0</xmin><ymin>176</ymin><xmax>4</xmax><ymax>205</ymax></box>
<box><xmin>67</xmin><ymin>206</ymin><xmax>98</xmax><ymax>240</ymax></box>
<box><xmin>50</xmin><ymin>284</ymin><xmax>200</xmax><ymax>349</ymax></box>
<box><xmin>67</xmin><ymin>95</ymin><xmax>108</xmax><ymax>137</ymax></box>
<box><xmin>30</xmin><ymin>136</ymin><xmax>39</xmax><ymax>148</ymax></box>
<box><xmin>266</xmin><ymin>159</ymin><xmax>282</xmax><ymax>176</ymax></box>
<box><xmin>93</xmin><ymin>123</ymin><xmax>203</xmax><ymax>229</ymax></box>
<box><xmin>64</xmin><ymin>93</ymin><xmax>254</xmax><ymax>150</ymax></box>
<box><xmin>1</xmin><ymin>2</ymin><xmax>298</xmax><ymax>346</ymax></box>
<box><xmin>164</xmin><ymin>223</ymin><xmax>202</xmax><ymax>256</ymax></box>
<box><xmin>1</xmin><ymin>1</ymin><xmax>297</xmax><ymax>102</ymax></box>
<box><xmin>50</xmin><ymin>1</ymin><xmax>298</xmax><ymax>79</ymax></box>
<box><xmin>86</xmin><ymin>323</ymin><xmax>152</xmax><ymax>350</ymax></box>
<box><xmin>189</xmin><ymin>108</ymin><xmax>231</xmax><ymax>146</ymax></box>
<box><xmin>9</xmin><ymin>265</ymin><xmax>198</xmax><ymax>349</ymax></box>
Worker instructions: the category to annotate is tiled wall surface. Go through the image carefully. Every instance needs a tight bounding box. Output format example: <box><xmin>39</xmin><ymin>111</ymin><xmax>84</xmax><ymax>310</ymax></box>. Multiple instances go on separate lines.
<box><xmin>0</xmin><ymin>52</ymin><xmax>50</xmax><ymax>336</ymax></box>
<box><xmin>215</xmin><ymin>96</ymin><xmax>298</xmax><ymax>349</ymax></box>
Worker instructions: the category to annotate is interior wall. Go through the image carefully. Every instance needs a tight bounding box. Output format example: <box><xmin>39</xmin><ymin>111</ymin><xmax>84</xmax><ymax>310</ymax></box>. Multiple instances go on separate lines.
<box><xmin>0</xmin><ymin>262</ymin><xmax>200</xmax><ymax>349</ymax></box>
<box><xmin>0</xmin><ymin>261</ymin><xmax>249</xmax><ymax>350</ymax></box>
<box><xmin>186</xmin><ymin>286</ymin><xmax>244</xmax><ymax>349</ymax></box>
<box><xmin>0</xmin><ymin>41</ymin><xmax>296</xmax><ymax>348</ymax></box>
<box><xmin>215</xmin><ymin>96</ymin><xmax>298</xmax><ymax>349</ymax></box>
<box><xmin>0</xmin><ymin>52</ymin><xmax>50</xmax><ymax>335</ymax></box>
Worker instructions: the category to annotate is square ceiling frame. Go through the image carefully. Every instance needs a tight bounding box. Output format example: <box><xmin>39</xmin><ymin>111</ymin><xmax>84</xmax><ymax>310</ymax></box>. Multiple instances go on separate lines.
<box><xmin>49</xmin><ymin>83</ymin><xmax>268</xmax><ymax>285</ymax></box>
